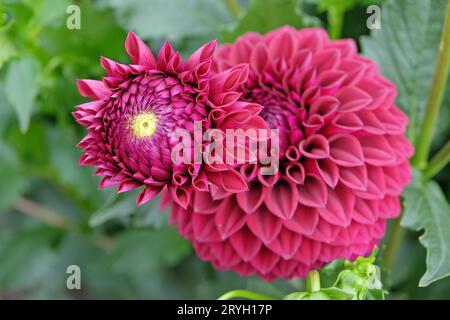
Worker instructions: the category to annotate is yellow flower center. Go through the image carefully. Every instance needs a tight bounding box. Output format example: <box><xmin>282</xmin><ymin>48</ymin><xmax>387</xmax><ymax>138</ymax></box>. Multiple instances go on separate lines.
<box><xmin>131</xmin><ymin>112</ymin><xmax>157</xmax><ymax>138</ymax></box>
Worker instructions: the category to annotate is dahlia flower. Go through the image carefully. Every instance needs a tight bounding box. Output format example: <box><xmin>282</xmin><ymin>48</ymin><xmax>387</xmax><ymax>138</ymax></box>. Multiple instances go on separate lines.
<box><xmin>73</xmin><ymin>32</ymin><xmax>267</xmax><ymax>207</ymax></box>
<box><xmin>166</xmin><ymin>27</ymin><xmax>413</xmax><ymax>280</ymax></box>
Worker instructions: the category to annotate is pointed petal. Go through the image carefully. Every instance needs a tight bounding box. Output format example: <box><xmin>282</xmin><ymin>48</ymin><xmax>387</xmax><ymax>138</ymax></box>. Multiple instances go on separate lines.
<box><xmin>264</xmin><ymin>179</ymin><xmax>298</xmax><ymax>219</ymax></box>
<box><xmin>236</xmin><ymin>181</ymin><xmax>266</xmax><ymax>214</ymax></box>
<box><xmin>284</xmin><ymin>205</ymin><xmax>319</xmax><ymax>235</ymax></box>
<box><xmin>215</xmin><ymin>198</ymin><xmax>247</xmax><ymax>239</ymax></box>
<box><xmin>125</xmin><ymin>31</ymin><xmax>156</xmax><ymax>67</ymax></box>
<box><xmin>317</xmin><ymin>184</ymin><xmax>354</xmax><ymax>227</ymax></box>
<box><xmin>267</xmin><ymin>228</ymin><xmax>302</xmax><ymax>259</ymax></box>
<box><xmin>136</xmin><ymin>186</ymin><xmax>162</xmax><ymax>206</ymax></box>
<box><xmin>230</xmin><ymin>227</ymin><xmax>262</xmax><ymax>261</ymax></box>
<box><xmin>329</xmin><ymin>134</ymin><xmax>364</xmax><ymax>167</ymax></box>
<box><xmin>297</xmin><ymin>174</ymin><xmax>327</xmax><ymax>208</ymax></box>
<box><xmin>246</xmin><ymin>205</ymin><xmax>283</xmax><ymax>244</ymax></box>
<box><xmin>77</xmin><ymin>79</ymin><xmax>110</xmax><ymax>100</ymax></box>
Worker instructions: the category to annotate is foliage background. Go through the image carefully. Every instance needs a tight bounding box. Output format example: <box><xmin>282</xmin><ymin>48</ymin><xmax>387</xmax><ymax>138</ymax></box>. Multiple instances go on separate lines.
<box><xmin>0</xmin><ymin>0</ymin><xmax>449</xmax><ymax>299</ymax></box>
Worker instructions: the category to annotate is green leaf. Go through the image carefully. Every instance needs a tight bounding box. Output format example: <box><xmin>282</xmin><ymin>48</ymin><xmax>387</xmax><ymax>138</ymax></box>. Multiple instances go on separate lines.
<box><xmin>360</xmin><ymin>0</ymin><xmax>450</xmax><ymax>142</ymax></box>
<box><xmin>0</xmin><ymin>226</ymin><xmax>60</xmax><ymax>294</ymax></box>
<box><xmin>0</xmin><ymin>165</ymin><xmax>28</xmax><ymax>210</ymax></box>
<box><xmin>29</xmin><ymin>0</ymin><xmax>71</xmax><ymax>29</ymax></box>
<box><xmin>366</xmin><ymin>289</ymin><xmax>386</xmax><ymax>300</ymax></box>
<box><xmin>0</xmin><ymin>82</ymin><xmax>28</xmax><ymax>210</ymax></box>
<box><xmin>0</xmin><ymin>33</ymin><xmax>16</xmax><ymax>69</ymax></box>
<box><xmin>320</xmin><ymin>287</ymin><xmax>355</xmax><ymax>299</ymax></box>
<box><xmin>46</xmin><ymin>126</ymin><xmax>105</xmax><ymax>203</ymax></box>
<box><xmin>283</xmin><ymin>291</ymin><xmax>309</xmax><ymax>300</ymax></box>
<box><xmin>402</xmin><ymin>172</ymin><xmax>450</xmax><ymax>287</ymax></box>
<box><xmin>103</xmin><ymin>0</ymin><xmax>233</xmax><ymax>41</ymax></box>
<box><xmin>284</xmin><ymin>287</ymin><xmax>354</xmax><ymax>300</ymax></box>
<box><xmin>4</xmin><ymin>56</ymin><xmax>41</xmax><ymax>133</ymax></box>
<box><xmin>221</xmin><ymin>0</ymin><xmax>320</xmax><ymax>42</ymax></box>
<box><xmin>109</xmin><ymin>228</ymin><xmax>191</xmax><ymax>275</ymax></box>
<box><xmin>41</xmin><ymin>0</ymin><xmax>127</xmax><ymax>67</ymax></box>
<box><xmin>307</xmin><ymin>0</ymin><xmax>383</xmax><ymax>12</ymax></box>
<box><xmin>89</xmin><ymin>192</ymin><xmax>167</xmax><ymax>228</ymax></box>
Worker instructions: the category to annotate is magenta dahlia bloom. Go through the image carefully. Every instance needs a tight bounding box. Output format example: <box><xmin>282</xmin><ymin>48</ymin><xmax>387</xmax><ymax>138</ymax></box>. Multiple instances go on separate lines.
<box><xmin>73</xmin><ymin>32</ymin><xmax>267</xmax><ymax>207</ymax></box>
<box><xmin>166</xmin><ymin>27</ymin><xmax>414</xmax><ymax>280</ymax></box>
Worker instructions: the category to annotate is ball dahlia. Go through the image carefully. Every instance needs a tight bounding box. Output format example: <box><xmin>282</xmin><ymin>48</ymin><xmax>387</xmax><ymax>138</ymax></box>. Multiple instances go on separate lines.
<box><xmin>166</xmin><ymin>27</ymin><xmax>414</xmax><ymax>280</ymax></box>
<box><xmin>73</xmin><ymin>32</ymin><xmax>267</xmax><ymax>207</ymax></box>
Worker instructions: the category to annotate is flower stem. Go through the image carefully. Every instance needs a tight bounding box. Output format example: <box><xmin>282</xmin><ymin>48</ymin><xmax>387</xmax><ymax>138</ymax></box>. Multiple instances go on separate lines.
<box><xmin>14</xmin><ymin>197</ymin><xmax>76</xmax><ymax>231</ymax></box>
<box><xmin>224</xmin><ymin>0</ymin><xmax>241</xmax><ymax>17</ymax></box>
<box><xmin>383</xmin><ymin>215</ymin><xmax>406</xmax><ymax>271</ymax></box>
<box><xmin>14</xmin><ymin>197</ymin><xmax>114</xmax><ymax>252</ymax></box>
<box><xmin>423</xmin><ymin>139</ymin><xmax>450</xmax><ymax>180</ymax></box>
<box><xmin>217</xmin><ymin>290</ymin><xmax>274</xmax><ymax>300</ymax></box>
<box><xmin>412</xmin><ymin>0</ymin><xmax>450</xmax><ymax>169</ymax></box>
<box><xmin>306</xmin><ymin>270</ymin><xmax>321</xmax><ymax>293</ymax></box>
<box><xmin>328</xmin><ymin>6</ymin><xmax>344</xmax><ymax>39</ymax></box>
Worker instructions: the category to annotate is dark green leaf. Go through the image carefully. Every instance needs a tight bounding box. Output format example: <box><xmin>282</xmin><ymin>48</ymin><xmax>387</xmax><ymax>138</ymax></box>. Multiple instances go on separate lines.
<box><xmin>0</xmin><ymin>227</ymin><xmax>60</xmax><ymax>295</ymax></box>
<box><xmin>320</xmin><ymin>287</ymin><xmax>355</xmax><ymax>299</ymax></box>
<box><xmin>109</xmin><ymin>228</ymin><xmax>191</xmax><ymax>275</ymax></box>
<box><xmin>402</xmin><ymin>172</ymin><xmax>450</xmax><ymax>287</ymax></box>
<box><xmin>0</xmin><ymin>33</ymin><xmax>16</xmax><ymax>69</ymax></box>
<box><xmin>283</xmin><ymin>291</ymin><xmax>309</xmax><ymax>300</ymax></box>
<box><xmin>361</xmin><ymin>0</ymin><xmax>450</xmax><ymax>142</ymax></box>
<box><xmin>103</xmin><ymin>0</ymin><xmax>233</xmax><ymax>41</ymax></box>
<box><xmin>89</xmin><ymin>192</ymin><xmax>167</xmax><ymax>228</ymax></box>
<box><xmin>221</xmin><ymin>0</ymin><xmax>320</xmax><ymax>42</ymax></box>
<box><xmin>4</xmin><ymin>56</ymin><xmax>41</xmax><ymax>133</ymax></box>
<box><xmin>307</xmin><ymin>0</ymin><xmax>383</xmax><ymax>12</ymax></box>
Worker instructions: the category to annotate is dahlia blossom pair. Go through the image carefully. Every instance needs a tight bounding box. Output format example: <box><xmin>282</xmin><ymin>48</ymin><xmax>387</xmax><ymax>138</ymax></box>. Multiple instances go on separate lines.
<box><xmin>74</xmin><ymin>27</ymin><xmax>413</xmax><ymax>280</ymax></box>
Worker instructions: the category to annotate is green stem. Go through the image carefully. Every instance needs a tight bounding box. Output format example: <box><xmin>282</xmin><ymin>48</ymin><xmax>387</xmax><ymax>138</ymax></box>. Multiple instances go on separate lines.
<box><xmin>412</xmin><ymin>0</ymin><xmax>450</xmax><ymax>169</ymax></box>
<box><xmin>14</xmin><ymin>197</ymin><xmax>77</xmax><ymax>231</ymax></box>
<box><xmin>13</xmin><ymin>197</ymin><xmax>115</xmax><ymax>252</ymax></box>
<box><xmin>306</xmin><ymin>270</ymin><xmax>321</xmax><ymax>293</ymax></box>
<box><xmin>224</xmin><ymin>0</ymin><xmax>241</xmax><ymax>17</ymax></box>
<box><xmin>217</xmin><ymin>290</ymin><xmax>274</xmax><ymax>300</ymax></box>
<box><xmin>383</xmin><ymin>215</ymin><xmax>406</xmax><ymax>271</ymax></box>
<box><xmin>328</xmin><ymin>6</ymin><xmax>344</xmax><ymax>39</ymax></box>
<box><xmin>423</xmin><ymin>139</ymin><xmax>450</xmax><ymax>180</ymax></box>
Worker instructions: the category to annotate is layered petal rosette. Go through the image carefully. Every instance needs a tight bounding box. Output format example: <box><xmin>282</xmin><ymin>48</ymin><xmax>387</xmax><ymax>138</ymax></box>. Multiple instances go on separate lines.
<box><xmin>167</xmin><ymin>27</ymin><xmax>414</xmax><ymax>280</ymax></box>
<box><xmin>73</xmin><ymin>32</ymin><xmax>267</xmax><ymax>207</ymax></box>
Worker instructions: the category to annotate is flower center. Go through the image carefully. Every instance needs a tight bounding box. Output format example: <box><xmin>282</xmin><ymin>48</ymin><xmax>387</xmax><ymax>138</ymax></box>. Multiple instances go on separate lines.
<box><xmin>131</xmin><ymin>112</ymin><xmax>158</xmax><ymax>138</ymax></box>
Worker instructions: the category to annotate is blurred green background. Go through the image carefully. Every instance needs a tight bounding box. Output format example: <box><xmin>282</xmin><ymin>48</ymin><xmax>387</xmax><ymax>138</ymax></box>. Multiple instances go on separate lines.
<box><xmin>0</xmin><ymin>0</ymin><xmax>449</xmax><ymax>299</ymax></box>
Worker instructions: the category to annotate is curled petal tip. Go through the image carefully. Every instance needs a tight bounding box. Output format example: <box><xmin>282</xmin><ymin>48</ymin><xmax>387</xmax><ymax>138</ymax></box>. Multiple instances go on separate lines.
<box><xmin>125</xmin><ymin>31</ymin><xmax>156</xmax><ymax>67</ymax></box>
<box><xmin>77</xmin><ymin>79</ymin><xmax>110</xmax><ymax>100</ymax></box>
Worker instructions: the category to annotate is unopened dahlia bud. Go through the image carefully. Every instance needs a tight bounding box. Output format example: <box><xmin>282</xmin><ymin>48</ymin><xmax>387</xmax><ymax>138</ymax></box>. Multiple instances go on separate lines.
<box><xmin>73</xmin><ymin>32</ymin><xmax>267</xmax><ymax>207</ymax></box>
<box><xmin>167</xmin><ymin>27</ymin><xmax>413</xmax><ymax>280</ymax></box>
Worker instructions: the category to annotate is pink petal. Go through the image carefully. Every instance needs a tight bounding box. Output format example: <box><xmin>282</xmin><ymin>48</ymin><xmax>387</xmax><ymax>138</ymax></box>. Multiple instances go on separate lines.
<box><xmin>297</xmin><ymin>174</ymin><xmax>327</xmax><ymax>208</ymax></box>
<box><xmin>250</xmin><ymin>247</ymin><xmax>280</xmax><ymax>274</ymax></box>
<box><xmin>267</xmin><ymin>228</ymin><xmax>302</xmax><ymax>259</ymax></box>
<box><xmin>230</xmin><ymin>227</ymin><xmax>262</xmax><ymax>261</ymax></box>
<box><xmin>317</xmin><ymin>184</ymin><xmax>354</xmax><ymax>227</ymax></box>
<box><xmin>135</xmin><ymin>186</ymin><xmax>162</xmax><ymax>206</ymax></box>
<box><xmin>125</xmin><ymin>31</ymin><xmax>156</xmax><ymax>67</ymax></box>
<box><xmin>77</xmin><ymin>79</ymin><xmax>110</xmax><ymax>100</ymax></box>
<box><xmin>192</xmin><ymin>213</ymin><xmax>221</xmax><ymax>242</ymax></box>
<box><xmin>329</xmin><ymin>134</ymin><xmax>364</xmax><ymax>167</ymax></box>
<box><xmin>236</xmin><ymin>181</ymin><xmax>266</xmax><ymax>214</ymax></box>
<box><xmin>339</xmin><ymin>165</ymin><xmax>368</xmax><ymax>191</ymax></box>
<box><xmin>215</xmin><ymin>198</ymin><xmax>247</xmax><ymax>239</ymax></box>
<box><xmin>284</xmin><ymin>205</ymin><xmax>319</xmax><ymax>236</ymax></box>
<box><xmin>298</xmin><ymin>134</ymin><xmax>330</xmax><ymax>159</ymax></box>
<box><xmin>264</xmin><ymin>179</ymin><xmax>298</xmax><ymax>219</ymax></box>
<box><xmin>246</xmin><ymin>205</ymin><xmax>283</xmax><ymax>244</ymax></box>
